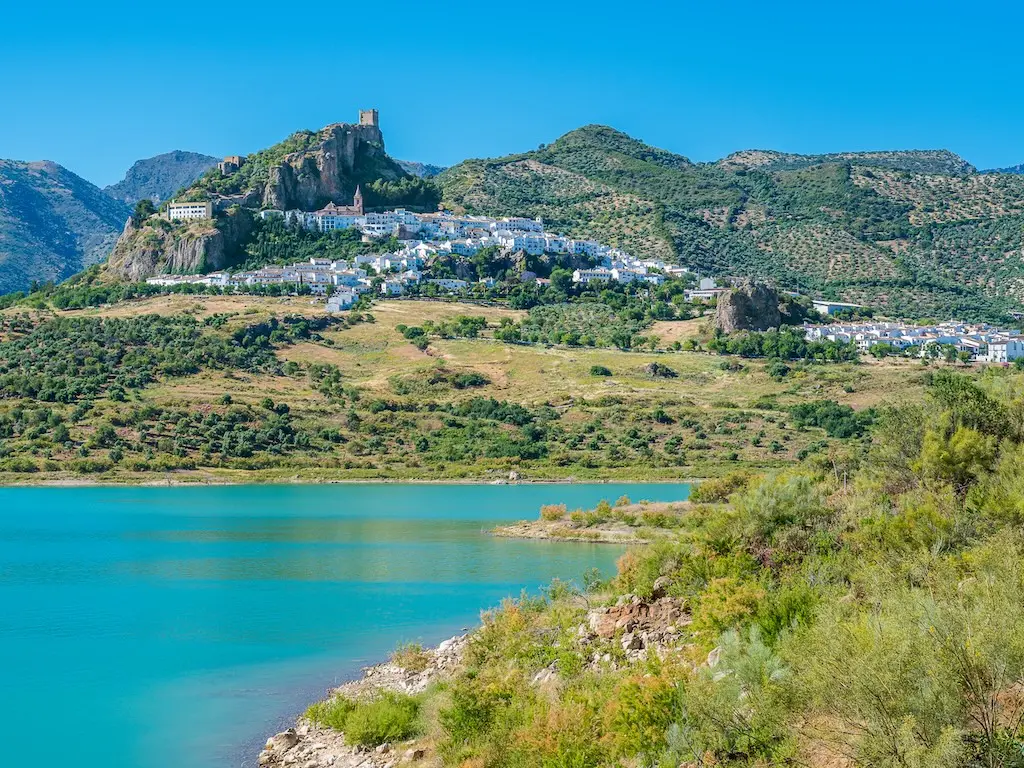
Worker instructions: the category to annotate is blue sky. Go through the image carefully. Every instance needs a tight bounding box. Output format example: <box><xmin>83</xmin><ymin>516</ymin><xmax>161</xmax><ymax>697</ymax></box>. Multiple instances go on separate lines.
<box><xmin>3</xmin><ymin>0</ymin><xmax>1022</xmax><ymax>187</ymax></box>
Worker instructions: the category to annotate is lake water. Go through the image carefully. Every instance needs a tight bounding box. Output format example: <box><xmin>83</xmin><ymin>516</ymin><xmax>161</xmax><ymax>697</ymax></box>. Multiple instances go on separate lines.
<box><xmin>0</xmin><ymin>482</ymin><xmax>689</xmax><ymax>768</ymax></box>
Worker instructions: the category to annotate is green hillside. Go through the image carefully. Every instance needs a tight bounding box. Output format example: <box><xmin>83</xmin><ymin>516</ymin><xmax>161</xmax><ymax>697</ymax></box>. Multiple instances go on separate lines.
<box><xmin>439</xmin><ymin>127</ymin><xmax>1024</xmax><ymax>321</ymax></box>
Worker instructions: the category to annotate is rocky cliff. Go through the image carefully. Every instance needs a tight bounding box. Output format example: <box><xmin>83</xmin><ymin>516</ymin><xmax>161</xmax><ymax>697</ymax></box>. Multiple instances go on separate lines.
<box><xmin>105</xmin><ymin>207</ymin><xmax>253</xmax><ymax>280</ymax></box>
<box><xmin>262</xmin><ymin>122</ymin><xmax>406</xmax><ymax>211</ymax></box>
<box><xmin>715</xmin><ymin>281</ymin><xmax>782</xmax><ymax>332</ymax></box>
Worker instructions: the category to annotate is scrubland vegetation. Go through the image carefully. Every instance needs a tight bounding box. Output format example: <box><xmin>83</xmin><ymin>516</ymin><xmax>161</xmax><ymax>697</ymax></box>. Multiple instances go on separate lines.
<box><xmin>304</xmin><ymin>368</ymin><xmax>1024</xmax><ymax>767</ymax></box>
<box><xmin>0</xmin><ymin>297</ymin><xmax>918</xmax><ymax>483</ymax></box>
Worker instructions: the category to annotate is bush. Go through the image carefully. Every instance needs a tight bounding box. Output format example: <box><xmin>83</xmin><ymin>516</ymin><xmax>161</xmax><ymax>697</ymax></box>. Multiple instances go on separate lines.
<box><xmin>540</xmin><ymin>503</ymin><xmax>567</xmax><ymax>521</ymax></box>
<box><xmin>590</xmin><ymin>365</ymin><xmax>612</xmax><ymax>376</ymax></box>
<box><xmin>644</xmin><ymin>362</ymin><xmax>677</xmax><ymax>378</ymax></box>
<box><xmin>690</xmin><ymin>472</ymin><xmax>750</xmax><ymax>503</ymax></box>
<box><xmin>308</xmin><ymin>691</ymin><xmax>420</xmax><ymax>747</ymax></box>
<box><xmin>732</xmin><ymin>473</ymin><xmax>828</xmax><ymax>545</ymax></box>
<box><xmin>306</xmin><ymin>695</ymin><xmax>357</xmax><ymax>732</ymax></box>
<box><xmin>789</xmin><ymin>399</ymin><xmax>873</xmax><ymax>438</ymax></box>
<box><xmin>390</xmin><ymin>642</ymin><xmax>430</xmax><ymax>673</ymax></box>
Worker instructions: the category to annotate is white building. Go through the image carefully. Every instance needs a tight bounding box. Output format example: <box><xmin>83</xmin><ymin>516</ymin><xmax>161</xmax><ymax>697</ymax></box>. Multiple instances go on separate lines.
<box><xmin>168</xmin><ymin>201</ymin><xmax>213</xmax><ymax>221</ymax></box>
<box><xmin>812</xmin><ymin>299</ymin><xmax>864</xmax><ymax>316</ymax></box>
<box><xmin>427</xmin><ymin>278</ymin><xmax>468</xmax><ymax>291</ymax></box>
<box><xmin>326</xmin><ymin>291</ymin><xmax>359</xmax><ymax>311</ymax></box>
<box><xmin>572</xmin><ymin>267</ymin><xmax>614</xmax><ymax>284</ymax></box>
<box><xmin>984</xmin><ymin>339</ymin><xmax>1024</xmax><ymax>363</ymax></box>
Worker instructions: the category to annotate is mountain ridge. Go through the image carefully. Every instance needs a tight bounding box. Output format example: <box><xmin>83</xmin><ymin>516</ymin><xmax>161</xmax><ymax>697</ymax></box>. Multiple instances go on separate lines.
<box><xmin>0</xmin><ymin>159</ymin><xmax>130</xmax><ymax>293</ymax></box>
<box><xmin>104</xmin><ymin>150</ymin><xmax>218</xmax><ymax>205</ymax></box>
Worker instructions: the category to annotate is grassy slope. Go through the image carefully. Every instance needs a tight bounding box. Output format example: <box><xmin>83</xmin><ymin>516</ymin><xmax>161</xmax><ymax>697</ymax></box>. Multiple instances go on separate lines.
<box><xmin>0</xmin><ymin>297</ymin><xmax>925</xmax><ymax>485</ymax></box>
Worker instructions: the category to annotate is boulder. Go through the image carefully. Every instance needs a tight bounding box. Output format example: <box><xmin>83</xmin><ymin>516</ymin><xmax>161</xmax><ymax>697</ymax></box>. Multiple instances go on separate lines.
<box><xmin>265</xmin><ymin>728</ymin><xmax>299</xmax><ymax>753</ymax></box>
<box><xmin>714</xmin><ymin>281</ymin><xmax>782</xmax><ymax>332</ymax></box>
<box><xmin>651</xmin><ymin>575</ymin><xmax>672</xmax><ymax>599</ymax></box>
<box><xmin>621</xmin><ymin>632</ymin><xmax>643</xmax><ymax>651</ymax></box>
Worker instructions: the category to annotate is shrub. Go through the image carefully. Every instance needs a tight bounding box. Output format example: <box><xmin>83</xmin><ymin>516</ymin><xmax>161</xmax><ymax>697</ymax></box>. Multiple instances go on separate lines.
<box><xmin>789</xmin><ymin>399</ymin><xmax>873</xmax><ymax>438</ymax></box>
<box><xmin>766</xmin><ymin>360</ymin><xmax>791</xmax><ymax>380</ymax></box>
<box><xmin>604</xmin><ymin>675</ymin><xmax>681</xmax><ymax>759</ymax></box>
<box><xmin>390</xmin><ymin>642</ymin><xmax>430</xmax><ymax>673</ymax></box>
<box><xmin>540</xmin><ymin>503</ymin><xmax>567</xmax><ymax>521</ymax></box>
<box><xmin>691</xmin><ymin>577</ymin><xmax>766</xmax><ymax>636</ymax></box>
<box><xmin>690</xmin><ymin>472</ymin><xmax>750</xmax><ymax>503</ymax></box>
<box><xmin>732</xmin><ymin>473</ymin><xmax>829</xmax><ymax>545</ymax></box>
<box><xmin>347</xmin><ymin>692</ymin><xmax>421</xmax><ymax>747</ymax></box>
<box><xmin>644</xmin><ymin>362</ymin><xmax>677</xmax><ymax>378</ymax></box>
<box><xmin>590</xmin><ymin>365</ymin><xmax>612</xmax><ymax>376</ymax></box>
<box><xmin>306</xmin><ymin>695</ymin><xmax>357</xmax><ymax>732</ymax></box>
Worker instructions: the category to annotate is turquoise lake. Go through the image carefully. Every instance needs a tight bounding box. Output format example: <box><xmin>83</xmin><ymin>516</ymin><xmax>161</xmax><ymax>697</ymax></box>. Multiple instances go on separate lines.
<box><xmin>0</xmin><ymin>482</ymin><xmax>689</xmax><ymax>768</ymax></box>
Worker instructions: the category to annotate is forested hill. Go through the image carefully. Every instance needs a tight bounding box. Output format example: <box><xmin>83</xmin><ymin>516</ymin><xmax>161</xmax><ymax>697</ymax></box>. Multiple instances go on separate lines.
<box><xmin>0</xmin><ymin>160</ymin><xmax>130</xmax><ymax>294</ymax></box>
<box><xmin>439</xmin><ymin>125</ymin><xmax>1024</xmax><ymax>321</ymax></box>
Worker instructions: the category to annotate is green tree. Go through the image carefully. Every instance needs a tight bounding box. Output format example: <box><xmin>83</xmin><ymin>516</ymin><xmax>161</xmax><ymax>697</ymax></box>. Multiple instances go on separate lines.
<box><xmin>550</xmin><ymin>268</ymin><xmax>574</xmax><ymax>294</ymax></box>
<box><xmin>915</xmin><ymin>420</ymin><xmax>996</xmax><ymax>499</ymax></box>
<box><xmin>132</xmin><ymin>198</ymin><xmax>157</xmax><ymax>226</ymax></box>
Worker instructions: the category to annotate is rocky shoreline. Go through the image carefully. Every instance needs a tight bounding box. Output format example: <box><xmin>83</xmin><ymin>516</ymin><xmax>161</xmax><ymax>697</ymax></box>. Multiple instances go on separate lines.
<box><xmin>258</xmin><ymin>635</ymin><xmax>469</xmax><ymax>768</ymax></box>
<box><xmin>257</xmin><ymin>587</ymin><xmax>696</xmax><ymax>768</ymax></box>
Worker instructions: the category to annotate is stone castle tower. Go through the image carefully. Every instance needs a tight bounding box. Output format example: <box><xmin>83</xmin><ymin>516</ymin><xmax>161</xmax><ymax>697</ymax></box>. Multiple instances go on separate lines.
<box><xmin>359</xmin><ymin>109</ymin><xmax>379</xmax><ymax>127</ymax></box>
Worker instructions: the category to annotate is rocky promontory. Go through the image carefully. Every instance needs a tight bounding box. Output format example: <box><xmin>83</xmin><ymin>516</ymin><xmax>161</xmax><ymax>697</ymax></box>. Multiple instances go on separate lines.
<box><xmin>492</xmin><ymin>500</ymin><xmax>690</xmax><ymax>544</ymax></box>
<box><xmin>105</xmin><ymin>206</ymin><xmax>254</xmax><ymax>281</ymax></box>
<box><xmin>104</xmin><ymin>114</ymin><xmax>418</xmax><ymax>282</ymax></box>
<box><xmin>257</xmin><ymin>589</ymin><xmax>698</xmax><ymax>768</ymax></box>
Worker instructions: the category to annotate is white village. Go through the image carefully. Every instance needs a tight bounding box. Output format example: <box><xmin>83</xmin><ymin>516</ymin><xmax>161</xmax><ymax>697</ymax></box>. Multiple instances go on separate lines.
<box><xmin>152</xmin><ymin>193</ymin><xmax>689</xmax><ymax>311</ymax></box>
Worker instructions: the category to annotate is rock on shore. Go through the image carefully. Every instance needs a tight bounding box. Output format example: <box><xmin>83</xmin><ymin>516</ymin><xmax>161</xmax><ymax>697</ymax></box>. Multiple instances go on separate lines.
<box><xmin>258</xmin><ymin>635</ymin><xmax>468</xmax><ymax>768</ymax></box>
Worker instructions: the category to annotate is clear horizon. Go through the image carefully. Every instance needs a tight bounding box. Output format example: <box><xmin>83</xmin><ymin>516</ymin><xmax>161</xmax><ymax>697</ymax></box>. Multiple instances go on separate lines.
<box><xmin>4</xmin><ymin>0</ymin><xmax>1023</xmax><ymax>187</ymax></box>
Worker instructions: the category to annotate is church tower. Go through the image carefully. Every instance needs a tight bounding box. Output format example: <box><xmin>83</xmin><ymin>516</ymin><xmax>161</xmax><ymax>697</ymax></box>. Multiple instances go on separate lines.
<box><xmin>353</xmin><ymin>185</ymin><xmax>363</xmax><ymax>215</ymax></box>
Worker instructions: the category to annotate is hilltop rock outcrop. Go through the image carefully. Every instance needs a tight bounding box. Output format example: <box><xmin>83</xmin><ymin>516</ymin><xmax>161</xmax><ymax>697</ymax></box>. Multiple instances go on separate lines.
<box><xmin>103</xmin><ymin>116</ymin><xmax>416</xmax><ymax>281</ymax></box>
<box><xmin>715</xmin><ymin>281</ymin><xmax>782</xmax><ymax>332</ymax></box>
<box><xmin>106</xmin><ymin>206</ymin><xmax>254</xmax><ymax>281</ymax></box>
<box><xmin>263</xmin><ymin>122</ymin><xmax>403</xmax><ymax>211</ymax></box>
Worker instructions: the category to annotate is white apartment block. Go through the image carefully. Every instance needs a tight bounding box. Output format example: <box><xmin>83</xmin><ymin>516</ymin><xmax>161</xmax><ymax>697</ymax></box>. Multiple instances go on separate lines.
<box><xmin>572</xmin><ymin>268</ymin><xmax>614</xmax><ymax>284</ymax></box>
<box><xmin>168</xmin><ymin>201</ymin><xmax>213</xmax><ymax>220</ymax></box>
<box><xmin>984</xmin><ymin>339</ymin><xmax>1024</xmax><ymax>363</ymax></box>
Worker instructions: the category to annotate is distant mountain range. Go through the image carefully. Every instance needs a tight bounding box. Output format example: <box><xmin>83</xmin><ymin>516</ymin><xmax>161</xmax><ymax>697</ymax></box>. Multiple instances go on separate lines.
<box><xmin>0</xmin><ymin>160</ymin><xmax>130</xmax><ymax>294</ymax></box>
<box><xmin>982</xmin><ymin>163</ymin><xmax>1024</xmax><ymax>175</ymax></box>
<box><xmin>104</xmin><ymin>150</ymin><xmax>219</xmax><ymax>205</ymax></box>
<box><xmin>397</xmin><ymin>160</ymin><xmax>446</xmax><ymax>178</ymax></box>
<box><xmin>0</xmin><ymin>150</ymin><xmax>222</xmax><ymax>294</ymax></box>
<box><xmin>439</xmin><ymin>126</ymin><xmax>1024</xmax><ymax>320</ymax></box>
